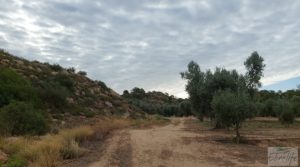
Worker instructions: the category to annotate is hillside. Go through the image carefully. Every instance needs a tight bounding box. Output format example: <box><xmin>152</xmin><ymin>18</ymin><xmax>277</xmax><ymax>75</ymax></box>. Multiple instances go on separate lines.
<box><xmin>0</xmin><ymin>49</ymin><xmax>144</xmax><ymax>130</ymax></box>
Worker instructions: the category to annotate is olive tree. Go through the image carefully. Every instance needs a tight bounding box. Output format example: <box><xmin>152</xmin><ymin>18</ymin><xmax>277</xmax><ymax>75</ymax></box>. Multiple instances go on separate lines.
<box><xmin>211</xmin><ymin>90</ymin><xmax>251</xmax><ymax>143</ymax></box>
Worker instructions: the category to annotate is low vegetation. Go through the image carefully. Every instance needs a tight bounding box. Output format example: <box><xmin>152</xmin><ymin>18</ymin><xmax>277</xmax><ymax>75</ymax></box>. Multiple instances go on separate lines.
<box><xmin>0</xmin><ymin>116</ymin><xmax>168</xmax><ymax>167</ymax></box>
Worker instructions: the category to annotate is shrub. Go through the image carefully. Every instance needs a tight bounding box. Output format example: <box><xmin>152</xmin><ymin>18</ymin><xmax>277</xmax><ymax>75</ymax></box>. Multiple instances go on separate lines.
<box><xmin>84</xmin><ymin>111</ymin><xmax>95</xmax><ymax>118</ymax></box>
<box><xmin>49</xmin><ymin>64</ymin><xmax>63</xmax><ymax>71</ymax></box>
<box><xmin>261</xmin><ymin>99</ymin><xmax>276</xmax><ymax>116</ymax></box>
<box><xmin>37</xmin><ymin>81</ymin><xmax>69</xmax><ymax>111</ymax></box>
<box><xmin>0</xmin><ymin>101</ymin><xmax>48</xmax><ymax>136</ymax></box>
<box><xmin>66</xmin><ymin>67</ymin><xmax>75</xmax><ymax>73</ymax></box>
<box><xmin>291</xmin><ymin>96</ymin><xmax>300</xmax><ymax>116</ymax></box>
<box><xmin>0</xmin><ymin>68</ymin><xmax>37</xmax><ymax>108</ymax></box>
<box><xmin>279</xmin><ymin>110</ymin><xmax>295</xmax><ymax>126</ymax></box>
<box><xmin>97</xmin><ymin>81</ymin><xmax>110</xmax><ymax>91</ymax></box>
<box><xmin>77</xmin><ymin>71</ymin><xmax>87</xmax><ymax>76</ymax></box>
<box><xmin>273</xmin><ymin>99</ymin><xmax>293</xmax><ymax>117</ymax></box>
<box><xmin>53</xmin><ymin>74</ymin><xmax>74</xmax><ymax>92</ymax></box>
<box><xmin>6</xmin><ymin>156</ymin><xmax>26</xmax><ymax>167</ymax></box>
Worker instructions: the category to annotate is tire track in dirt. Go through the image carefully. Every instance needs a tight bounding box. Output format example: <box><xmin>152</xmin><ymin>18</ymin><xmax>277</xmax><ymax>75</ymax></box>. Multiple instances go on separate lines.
<box><xmin>88</xmin><ymin>131</ymin><xmax>132</xmax><ymax>167</ymax></box>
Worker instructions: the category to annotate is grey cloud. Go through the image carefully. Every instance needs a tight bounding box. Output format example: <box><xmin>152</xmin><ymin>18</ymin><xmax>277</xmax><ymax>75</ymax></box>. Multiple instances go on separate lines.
<box><xmin>0</xmin><ymin>0</ymin><xmax>300</xmax><ymax>97</ymax></box>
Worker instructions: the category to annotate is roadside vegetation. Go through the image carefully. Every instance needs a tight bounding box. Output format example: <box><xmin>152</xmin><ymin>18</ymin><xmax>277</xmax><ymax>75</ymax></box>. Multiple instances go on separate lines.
<box><xmin>0</xmin><ymin>116</ymin><xmax>168</xmax><ymax>167</ymax></box>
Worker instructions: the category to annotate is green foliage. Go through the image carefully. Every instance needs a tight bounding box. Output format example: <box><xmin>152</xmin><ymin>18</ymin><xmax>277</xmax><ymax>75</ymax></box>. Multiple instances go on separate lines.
<box><xmin>84</xmin><ymin>110</ymin><xmax>95</xmax><ymax>118</ymax></box>
<box><xmin>0</xmin><ymin>101</ymin><xmax>48</xmax><ymax>136</ymax></box>
<box><xmin>37</xmin><ymin>81</ymin><xmax>69</xmax><ymax>111</ymax></box>
<box><xmin>180</xmin><ymin>61</ymin><xmax>205</xmax><ymax>119</ymax></box>
<box><xmin>6</xmin><ymin>156</ymin><xmax>26</xmax><ymax>167</ymax></box>
<box><xmin>97</xmin><ymin>81</ymin><xmax>110</xmax><ymax>91</ymax></box>
<box><xmin>130</xmin><ymin>87</ymin><xmax>146</xmax><ymax>99</ymax></box>
<box><xmin>53</xmin><ymin>74</ymin><xmax>74</xmax><ymax>92</ymax></box>
<box><xmin>49</xmin><ymin>64</ymin><xmax>63</xmax><ymax>71</ymax></box>
<box><xmin>123</xmin><ymin>88</ymin><xmax>191</xmax><ymax>117</ymax></box>
<box><xmin>211</xmin><ymin>90</ymin><xmax>251</xmax><ymax>143</ymax></box>
<box><xmin>261</xmin><ymin>99</ymin><xmax>277</xmax><ymax>116</ymax></box>
<box><xmin>0</xmin><ymin>68</ymin><xmax>36</xmax><ymax>107</ymax></box>
<box><xmin>291</xmin><ymin>96</ymin><xmax>300</xmax><ymax>116</ymax></box>
<box><xmin>67</xmin><ymin>105</ymin><xmax>95</xmax><ymax>117</ymax></box>
<box><xmin>273</xmin><ymin>99</ymin><xmax>293</xmax><ymax>117</ymax></box>
<box><xmin>66</xmin><ymin>67</ymin><xmax>76</xmax><ymax>73</ymax></box>
<box><xmin>181</xmin><ymin>61</ymin><xmax>247</xmax><ymax>121</ymax></box>
<box><xmin>244</xmin><ymin>51</ymin><xmax>265</xmax><ymax>98</ymax></box>
<box><xmin>279</xmin><ymin>110</ymin><xmax>295</xmax><ymax>126</ymax></box>
<box><xmin>212</xmin><ymin>90</ymin><xmax>250</xmax><ymax>128</ymax></box>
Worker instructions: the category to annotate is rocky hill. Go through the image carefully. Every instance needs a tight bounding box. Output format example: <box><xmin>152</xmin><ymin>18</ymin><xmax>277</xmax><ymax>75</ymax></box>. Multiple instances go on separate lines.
<box><xmin>0</xmin><ymin>49</ymin><xmax>144</xmax><ymax>129</ymax></box>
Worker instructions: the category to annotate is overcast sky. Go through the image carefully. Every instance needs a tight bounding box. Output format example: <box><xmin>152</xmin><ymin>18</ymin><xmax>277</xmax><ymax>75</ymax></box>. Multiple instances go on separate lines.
<box><xmin>1</xmin><ymin>0</ymin><xmax>300</xmax><ymax>97</ymax></box>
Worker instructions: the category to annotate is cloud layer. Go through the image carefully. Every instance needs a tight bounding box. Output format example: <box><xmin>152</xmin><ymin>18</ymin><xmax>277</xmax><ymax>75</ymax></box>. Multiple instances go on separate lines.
<box><xmin>1</xmin><ymin>0</ymin><xmax>300</xmax><ymax>97</ymax></box>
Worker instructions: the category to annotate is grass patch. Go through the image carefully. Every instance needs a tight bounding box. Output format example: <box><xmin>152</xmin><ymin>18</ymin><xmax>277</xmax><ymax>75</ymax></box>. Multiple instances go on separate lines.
<box><xmin>0</xmin><ymin>126</ymin><xmax>93</xmax><ymax>167</ymax></box>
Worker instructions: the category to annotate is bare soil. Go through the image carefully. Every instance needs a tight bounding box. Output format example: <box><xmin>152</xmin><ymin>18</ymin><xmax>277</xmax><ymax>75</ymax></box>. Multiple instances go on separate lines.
<box><xmin>67</xmin><ymin>117</ymin><xmax>300</xmax><ymax>167</ymax></box>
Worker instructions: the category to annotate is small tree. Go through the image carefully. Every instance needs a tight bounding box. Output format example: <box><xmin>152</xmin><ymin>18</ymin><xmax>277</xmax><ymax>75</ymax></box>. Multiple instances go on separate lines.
<box><xmin>211</xmin><ymin>90</ymin><xmax>251</xmax><ymax>143</ymax></box>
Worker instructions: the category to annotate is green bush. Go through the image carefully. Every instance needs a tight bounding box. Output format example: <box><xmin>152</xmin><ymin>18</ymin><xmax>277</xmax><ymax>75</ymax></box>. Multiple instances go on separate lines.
<box><xmin>279</xmin><ymin>110</ymin><xmax>295</xmax><ymax>126</ymax></box>
<box><xmin>49</xmin><ymin>64</ymin><xmax>63</xmax><ymax>71</ymax></box>
<box><xmin>84</xmin><ymin>110</ymin><xmax>95</xmax><ymax>118</ymax></box>
<box><xmin>273</xmin><ymin>99</ymin><xmax>293</xmax><ymax>117</ymax></box>
<box><xmin>0</xmin><ymin>101</ymin><xmax>48</xmax><ymax>136</ymax></box>
<box><xmin>6</xmin><ymin>156</ymin><xmax>26</xmax><ymax>167</ymax></box>
<box><xmin>97</xmin><ymin>81</ymin><xmax>110</xmax><ymax>91</ymax></box>
<box><xmin>37</xmin><ymin>81</ymin><xmax>69</xmax><ymax>111</ymax></box>
<box><xmin>261</xmin><ymin>99</ymin><xmax>276</xmax><ymax>116</ymax></box>
<box><xmin>53</xmin><ymin>74</ymin><xmax>74</xmax><ymax>92</ymax></box>
<box><xmin>0</xmin><ymin>68</ymin><xmax>37</xmax><ymax>108</ymax></box>
<box><xmin>291</xmin><ymin>96</ymin><xmax>300</xmax><ymax>116</ymax></box>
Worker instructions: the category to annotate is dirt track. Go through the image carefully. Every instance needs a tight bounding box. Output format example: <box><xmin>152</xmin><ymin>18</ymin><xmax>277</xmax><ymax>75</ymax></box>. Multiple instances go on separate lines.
<box><xmin>87</xmin><ymin>118</ymin><xmax>268</xmax><ymax>167</ymax></box>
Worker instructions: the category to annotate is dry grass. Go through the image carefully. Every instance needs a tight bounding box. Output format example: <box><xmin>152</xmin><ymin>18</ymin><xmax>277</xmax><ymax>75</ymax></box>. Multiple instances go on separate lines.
<box><xmin>0</xmin><ymin>118</ymin><xmax>137</xmax><ymax>167</ymax></box>
<box><xmin>92</xmin><ymin>117</ymin><xmax>132</xmax><ymax>140</ymax></box>
<box><xmin>0</xmin><ymin>126</ymin><xmax>94</xmax><ymax>167</ymax></box>
<box><xmin>0</xmin><ymin>117</ymin><xmax>169</xmax><ymax>166</ymax></box>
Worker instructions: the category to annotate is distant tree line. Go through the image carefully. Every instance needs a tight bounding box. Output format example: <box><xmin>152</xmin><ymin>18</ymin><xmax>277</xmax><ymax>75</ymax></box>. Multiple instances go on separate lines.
<box><xmin>122</xmin><ymin>87</ymin><xmax>192</xmax><ymax>117</ymax></box>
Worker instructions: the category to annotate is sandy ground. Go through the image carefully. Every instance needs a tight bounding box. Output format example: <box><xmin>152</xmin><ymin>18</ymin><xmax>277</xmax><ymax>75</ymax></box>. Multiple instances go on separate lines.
<box><xmin>86</xmin><ymin>117</ymin><xmax>286</xmax><ymax>167</ymax></box>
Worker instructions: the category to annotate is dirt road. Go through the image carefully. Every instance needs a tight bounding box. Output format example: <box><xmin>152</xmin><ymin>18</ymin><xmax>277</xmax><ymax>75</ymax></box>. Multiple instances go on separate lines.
<box><xmin>87</xmin><ymin>118</ymin><xmax>267</xmax><ymax>167</ymax></box>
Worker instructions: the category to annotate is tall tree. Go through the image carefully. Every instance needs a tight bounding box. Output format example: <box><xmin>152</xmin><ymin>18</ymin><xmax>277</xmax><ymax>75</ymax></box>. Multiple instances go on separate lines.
<box><xmin>181</xmin><ymin>61</ymin><xmax>205</xmax><ymax>120</ymax></box>
<box><xmin>244</xmin><ymin>51</ymin><xmax>265</xmax><ymax>99</ymax></box>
